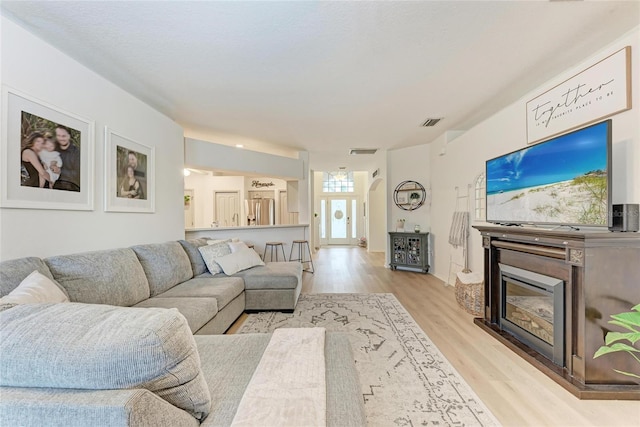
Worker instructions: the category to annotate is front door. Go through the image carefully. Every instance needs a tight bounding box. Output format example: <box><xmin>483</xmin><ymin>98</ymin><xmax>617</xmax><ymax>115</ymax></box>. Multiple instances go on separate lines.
<box><xmin>326</xmin><ymin>197</ymin><xmax>358</xmax><ymax>245</ymax></box>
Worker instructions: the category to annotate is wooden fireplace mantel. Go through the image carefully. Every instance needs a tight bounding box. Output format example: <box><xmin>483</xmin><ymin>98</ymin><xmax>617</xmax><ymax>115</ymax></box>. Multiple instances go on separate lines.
<box><xmin>473</xmin><ymin>224</ymin><xmax>640</xmax><ymax>400</ymax></box>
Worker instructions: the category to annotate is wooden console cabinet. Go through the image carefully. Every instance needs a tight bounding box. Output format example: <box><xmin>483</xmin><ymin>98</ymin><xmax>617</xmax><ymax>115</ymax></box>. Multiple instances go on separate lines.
<box><xmin>389</xmin><ymin>232</ymin><xmax>429</xmax><ymax>273</ymax></box>
<box><xmin>473</xmin><ymin>224</ymin><xmax>640</xmax><ymax>399</ymax></box>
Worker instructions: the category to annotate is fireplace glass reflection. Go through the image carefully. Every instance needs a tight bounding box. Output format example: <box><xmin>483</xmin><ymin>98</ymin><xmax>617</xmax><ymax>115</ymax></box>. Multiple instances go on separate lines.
<box><xmin>504</xmin><ymin>279</ymin><xmax>554</xmax><ymax>346</ymax></box>
<box><xmin>499</xmin><ymin>264</ymin><xmax>564</xmax><ymax>365</ymax></box>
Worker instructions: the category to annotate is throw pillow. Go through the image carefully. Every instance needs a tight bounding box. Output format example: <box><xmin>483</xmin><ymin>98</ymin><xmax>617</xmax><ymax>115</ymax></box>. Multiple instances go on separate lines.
<box><xmin>228</xmin><ymin>241</ymin><xmax>248</xmax><ymax>253</ymax></box>
<box><xmin>0</xmin><ymin>303</ymin><xmax>211</xmax><ymax>421</ymax></box>
<box><xmin>0</xmin><ymin>270</ymin><xmax>69</xmax><ymax>305</ymax></box>
<box><xmin>215</xmin><ymin>247</ymin><xmax>265</xmax><ymax>275</ymax></box>
<box><xmin>206</xmin><ymin>239</ymin><xmax>230</xmax><ymax>246</ymax></box>
<box><xmin>198</xmin><ymin>242</ymin><xmax>231</xmax><ymax>275</ymax></box>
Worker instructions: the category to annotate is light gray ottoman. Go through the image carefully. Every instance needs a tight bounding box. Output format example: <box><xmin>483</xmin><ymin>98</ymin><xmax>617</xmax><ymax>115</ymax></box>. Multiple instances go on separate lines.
<box><xmin>233</xmin><ymin>262</ymin><xmax>302</xmax><ymax>311</ymax></box>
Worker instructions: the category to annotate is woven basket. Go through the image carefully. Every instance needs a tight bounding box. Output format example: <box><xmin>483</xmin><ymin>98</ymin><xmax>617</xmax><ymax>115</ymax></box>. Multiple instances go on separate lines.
<box><xmin>454</xmin><ymin>272</ymin><xmax>484</xmax><ymax>317</ymax></box>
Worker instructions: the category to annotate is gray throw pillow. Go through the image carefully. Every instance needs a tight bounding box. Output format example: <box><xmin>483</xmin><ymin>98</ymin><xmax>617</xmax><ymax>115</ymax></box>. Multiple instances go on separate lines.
<box><xmin>198</xmin><ymin>242</ymin><xmax>231</xmax><ymax>275</ymax></box>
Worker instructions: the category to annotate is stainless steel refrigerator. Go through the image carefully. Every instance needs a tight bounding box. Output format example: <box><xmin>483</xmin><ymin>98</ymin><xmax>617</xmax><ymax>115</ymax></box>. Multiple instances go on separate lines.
<box><xmin>245</xmin><ymin>198</ymin><xmax>275</xmax><ymax>225</ymax></box>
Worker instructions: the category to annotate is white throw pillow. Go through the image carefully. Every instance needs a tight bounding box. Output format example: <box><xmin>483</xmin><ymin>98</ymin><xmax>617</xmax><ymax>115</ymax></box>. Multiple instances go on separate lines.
<box><xmin>206</xmin><ymin>239</ymin><xmax>230</xmax><ymax>246</ymax></box>
<box><xmin>228</xmin><ymin>241</ymin><xmax>248</xmax><ymax>253</ymax></box>
<box><xmin>0</xmin><ymin>270</ymin><xmax>69</xmax><ymax>304</ymax></box>
<box><xmin>216</xmin><ymin>247</ymin><xmax>265</xmax><ymax>275</ymax></box>
<box><xmin>198</xmin><ymin>242</ymin><xmax>232</xmax><ymax>275</ymax></box>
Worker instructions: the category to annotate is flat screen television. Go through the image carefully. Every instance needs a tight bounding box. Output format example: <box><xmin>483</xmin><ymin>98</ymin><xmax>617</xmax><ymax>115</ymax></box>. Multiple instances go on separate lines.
<box><xmin>486</xmin><ymin>120</ymin><xmax>611</xmax><ymax>227</ymax></box>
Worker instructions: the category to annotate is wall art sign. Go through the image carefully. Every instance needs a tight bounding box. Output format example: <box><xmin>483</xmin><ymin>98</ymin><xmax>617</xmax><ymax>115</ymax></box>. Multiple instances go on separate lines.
<box><xmin>1</xmin><ymin>87</ymin><xmax>95</xmax><ymax>210</ymax></box>
<box><xmin>526</xmin><ymin>46</ymin><xmax>631</xmax><ymax>144</ymax></box>
<box><xmin>104</xmin><ymin>127</ymin><xmax>155</xmax><ymax>213</ymax></box>
<box><xmin>251</xmin><ymin>180</ymin><xmax>275</xmax><ymax>188</ymax></box>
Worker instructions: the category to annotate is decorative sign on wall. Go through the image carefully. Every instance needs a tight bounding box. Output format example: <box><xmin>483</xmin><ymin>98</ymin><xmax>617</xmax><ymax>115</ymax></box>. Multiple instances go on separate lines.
<box><xmin>251</xmin><ymin>180</ymin><xmax>275</xmax><ymax>188</ymax></box>
<box><xmin>526</xmin><ymin>46</ymin><xmax>631</xmax><ymax>145</ymax></box>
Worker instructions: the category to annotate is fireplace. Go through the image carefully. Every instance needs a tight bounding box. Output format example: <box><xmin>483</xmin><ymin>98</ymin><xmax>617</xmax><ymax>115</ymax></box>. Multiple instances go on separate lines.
<box><xmin>499</xmin><ymin>264</ymin><xmax>564</xmax><ymax>365</ymax></box>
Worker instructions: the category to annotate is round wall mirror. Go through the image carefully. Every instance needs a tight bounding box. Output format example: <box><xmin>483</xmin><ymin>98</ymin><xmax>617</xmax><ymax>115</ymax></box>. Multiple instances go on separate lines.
<box><xmin>393</xmin><ymin>180</ymin><xmax>426</xmax><ymax>211</ymax></box>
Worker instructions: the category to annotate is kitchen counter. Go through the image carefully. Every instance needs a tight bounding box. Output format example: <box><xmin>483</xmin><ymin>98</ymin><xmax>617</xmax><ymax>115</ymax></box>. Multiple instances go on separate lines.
<box><xmin>186</xmin><ymin>224</ymin><xmax>309</xmax><ymax>232</ymax></box>
<box><xmin>185</xmin><ymin>224</ymin><xmax>310</xmax><ymax>257</ymax></box>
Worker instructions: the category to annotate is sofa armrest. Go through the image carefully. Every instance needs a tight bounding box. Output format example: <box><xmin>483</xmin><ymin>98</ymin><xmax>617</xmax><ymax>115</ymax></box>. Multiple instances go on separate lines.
<box><xmin>0</xmin><ymin>387</ymin><xmax>200</xmax><ymax>427</ymax></box>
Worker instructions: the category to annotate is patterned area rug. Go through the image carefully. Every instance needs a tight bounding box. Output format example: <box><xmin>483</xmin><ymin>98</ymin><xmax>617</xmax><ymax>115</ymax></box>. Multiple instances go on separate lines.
<box><xmin>238</xmin><ymin>293</ymin><xmax>500</xmax><ymax>427</ymax></box>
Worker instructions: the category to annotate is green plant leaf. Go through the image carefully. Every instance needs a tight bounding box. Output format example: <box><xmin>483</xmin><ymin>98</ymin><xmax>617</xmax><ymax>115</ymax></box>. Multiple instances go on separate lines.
<box><xmin>608</xmin><ymin>319</ymin><xmax>640</xmax><ymax>333</ymax></box>
<box><xmin>605</xmin><ymin>331</ymin><xmax>640</xmax><ymax>346</ymax></box>
<box><xmin>593</xmin><ymin>342</ymin><xmax>640</xmax><ymax>358</ymax></box>
<box><xmin>613</xmin><ymin>369</ymin><xmax>640</xmax><ymax>379</ymax></box>
<box><xmin>610</xmin><ymin>311</ymin><xmax>640</xmax><ymax>328</ymax></box>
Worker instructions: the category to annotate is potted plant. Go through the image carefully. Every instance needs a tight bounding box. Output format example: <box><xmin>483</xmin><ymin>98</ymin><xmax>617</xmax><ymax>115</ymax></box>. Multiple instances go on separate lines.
<box><xmin>184</xmin><ymin>194</ymin><xmax>191</xmax><ymax>207</ymax></box>
<box><xmin>593</xmin><ymin>303</ymin><xmax>640</xmax><ymax>379</ymax></box>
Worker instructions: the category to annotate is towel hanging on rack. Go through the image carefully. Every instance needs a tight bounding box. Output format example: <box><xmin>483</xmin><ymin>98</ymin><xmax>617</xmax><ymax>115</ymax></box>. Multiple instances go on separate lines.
<box><xmin>448</xmin><ymin>211</ymin><xmax>469</xmax><ymax>248</ymax></box>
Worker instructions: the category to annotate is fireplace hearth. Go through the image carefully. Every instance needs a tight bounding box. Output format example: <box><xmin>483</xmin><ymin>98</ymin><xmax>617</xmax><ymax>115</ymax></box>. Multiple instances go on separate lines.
<box><xmin>499</xmin><ymin>264</ymin><xmax>564</xmax><ymax>365</ymax></box>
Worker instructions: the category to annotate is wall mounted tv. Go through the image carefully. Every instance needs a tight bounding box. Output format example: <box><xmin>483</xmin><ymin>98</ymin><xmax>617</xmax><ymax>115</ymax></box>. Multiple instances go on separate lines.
<box><xmin>486</xmin><ymin>120</ymin><xmax>611</xmax><ymax>227</ymax></box>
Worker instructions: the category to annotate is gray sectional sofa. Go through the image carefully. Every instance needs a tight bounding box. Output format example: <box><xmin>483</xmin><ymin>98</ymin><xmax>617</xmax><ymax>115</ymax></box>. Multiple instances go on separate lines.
<box><xmin>0</xmin><ymin>239</ymin><xmax>367</xmax><ymax>426</ymax></box>
<box><xmin>0</xmin><ymin>238</ymin><xmax>302</xmax><ymax>334</ymax></box>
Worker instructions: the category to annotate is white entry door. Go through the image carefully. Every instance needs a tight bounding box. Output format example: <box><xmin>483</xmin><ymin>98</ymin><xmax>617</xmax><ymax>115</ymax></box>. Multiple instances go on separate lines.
<box><xmin>327</xmin><ymin>196</ymin><xmax>358</xmax><ymax>245</ymax></box>
<box><xmin>214</xmin><ymin>191</ymin><xmax>240</xmax><ymax>227</ymax></box>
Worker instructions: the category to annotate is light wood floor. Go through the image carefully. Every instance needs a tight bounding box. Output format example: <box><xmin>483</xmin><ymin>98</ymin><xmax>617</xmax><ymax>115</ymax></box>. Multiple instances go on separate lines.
<box><xmin>228</xmin><ymin>247</ymin><xmax>639</xmax><ymax>426</ymax></box>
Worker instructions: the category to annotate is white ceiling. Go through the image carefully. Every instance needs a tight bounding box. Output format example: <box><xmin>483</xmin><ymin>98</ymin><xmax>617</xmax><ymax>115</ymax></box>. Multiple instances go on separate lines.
<box><xmin>2</xmin><ymin>1</ymin><xmax>639</xmax><ymax>154</ymax></box>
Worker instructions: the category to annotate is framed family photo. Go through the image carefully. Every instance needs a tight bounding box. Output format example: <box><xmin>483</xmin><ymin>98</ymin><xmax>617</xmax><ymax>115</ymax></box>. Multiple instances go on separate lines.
<box><xmin>104</xmin><ymin>127</ymin><xmax>155</xmax><ymax>213</ymax></box>
<box><xmin>1</xmin><ymin>87</ymin><xmax>94</xmax><ymax>210</ymax></box>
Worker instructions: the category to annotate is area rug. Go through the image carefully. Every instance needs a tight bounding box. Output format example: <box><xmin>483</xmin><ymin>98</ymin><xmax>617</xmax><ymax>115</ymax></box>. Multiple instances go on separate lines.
<box><xmin>238</xmin><ymin>293</ymin><xmax>501</xmax><ymax>427</ymax></box>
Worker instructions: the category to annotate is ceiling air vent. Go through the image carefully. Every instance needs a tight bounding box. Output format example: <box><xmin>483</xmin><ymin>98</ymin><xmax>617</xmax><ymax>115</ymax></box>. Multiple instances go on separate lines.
<box><xmin>349</xmin><ymin>148</ymin><xmax>378</xmax><ymax>155</ymax></box>
<box><xmin>421</xmin><ymin>118</ymin><xmax>442</xmax><ymax>127</ymax></box>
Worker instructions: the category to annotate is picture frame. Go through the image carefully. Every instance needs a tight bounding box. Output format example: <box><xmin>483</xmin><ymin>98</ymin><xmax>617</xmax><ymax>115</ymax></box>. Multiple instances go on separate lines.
<box><xmin>1</xmin><ymin>87</ymin><xmax>95</xmax><ymax>210</ymax></box>
<box><xmin>104</xmin><ymin>127</ymin><xmax>155</xmax><ymax>213</ymax></box>
<box><xmin>526</xmin><ymin>46</ymin><xmax>631</xmax><ymax>144</ymax></box>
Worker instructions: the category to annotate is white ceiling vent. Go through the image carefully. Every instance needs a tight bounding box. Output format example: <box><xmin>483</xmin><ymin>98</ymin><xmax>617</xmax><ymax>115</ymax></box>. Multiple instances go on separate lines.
<box><xmin>349</xmin><ymin>148</ymin><xmax>378</xmax><ymax>155</ymax></box>
<box><xmin>421</xmin><ymin>118</ymin><xmax>443</xmax><ymax>127</ymax></box>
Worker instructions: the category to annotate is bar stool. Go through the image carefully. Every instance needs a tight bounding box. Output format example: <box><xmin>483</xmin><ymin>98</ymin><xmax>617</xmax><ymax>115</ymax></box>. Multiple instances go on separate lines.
<box><xmin>289</xmin><ymin>240</ymin><xmax>315</xmax><ymax>273</ymax></box>
<box><xmin>263</xmin><ymin>242</ymin><xmax>286</xmax><ymax>262</ymax></box>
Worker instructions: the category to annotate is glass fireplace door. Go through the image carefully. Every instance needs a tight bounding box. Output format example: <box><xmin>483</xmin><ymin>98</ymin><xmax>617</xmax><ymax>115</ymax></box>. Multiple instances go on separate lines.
<box><xmin>499</xmin><ymin>264</ymin><xmax>564</xmax><ymax>365</ymax></box>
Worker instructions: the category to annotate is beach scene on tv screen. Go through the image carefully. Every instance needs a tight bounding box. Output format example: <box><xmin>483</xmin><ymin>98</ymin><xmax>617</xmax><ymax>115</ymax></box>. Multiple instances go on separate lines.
<box><xmin>487</xmin><ymin>122</ymin><xmax>608</xmax><ymax>226</ymax></box>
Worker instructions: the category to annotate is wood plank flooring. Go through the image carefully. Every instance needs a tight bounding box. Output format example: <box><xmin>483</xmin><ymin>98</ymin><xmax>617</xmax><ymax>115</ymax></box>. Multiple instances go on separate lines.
<box><xmin>228</xmin><ymin>246</ymin><xmax>639</xmax><ymax>426</ymax></box>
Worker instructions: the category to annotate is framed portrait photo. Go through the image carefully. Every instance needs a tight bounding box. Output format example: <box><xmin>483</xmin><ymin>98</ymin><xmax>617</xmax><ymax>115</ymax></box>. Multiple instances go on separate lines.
<box><xmin>104</xmin><ymin>127</ymin><xmax>155</xmax><ymax>213</ymax></box>
<box><xmin>1</xmin><ymin>87</ymin><xmax>95</xmax><ymax>210</ymax></box>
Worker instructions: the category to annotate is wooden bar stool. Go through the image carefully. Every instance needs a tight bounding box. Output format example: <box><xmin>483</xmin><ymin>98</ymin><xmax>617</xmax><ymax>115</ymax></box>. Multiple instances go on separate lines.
<box><xmin>263</xmin><ymin>242</ymin><xmax>286</xmax><ymax>262</ymax></box>
<box><xmin>289</xmin><ymin>240</ymin><xmax>315</xmax><ymax>273</ymax></box>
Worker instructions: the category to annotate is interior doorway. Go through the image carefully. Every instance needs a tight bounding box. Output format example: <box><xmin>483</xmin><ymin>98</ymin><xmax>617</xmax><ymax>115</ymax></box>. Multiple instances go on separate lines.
<box><xmin>214</xmin><ymin>191</ymin><xmax>240</xmax><ymax>227</ymax></box>
<box><xmin>184</xmin><ymin>189</ymin><xmax>195</xmax><ymax>228</ymax></box>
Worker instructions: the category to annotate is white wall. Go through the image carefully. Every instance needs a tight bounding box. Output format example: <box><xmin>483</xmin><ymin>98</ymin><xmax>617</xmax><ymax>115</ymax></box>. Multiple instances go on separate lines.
<box><xmin>184</xmin><ymin>174</ymin><xmax>245</xmax><ymax>227</ymax></box>
<box><xmin>185</xmin><ymin>138</ymin><xmax>304</xmax><ymax>180</ymax></box>
<box><xmin>387</xmin><ymin>144</ymin><xmax>432</xmax><ymax>265</ymax></box>
<box><xmin>0</xmin><ymin>17</ymin><xmax>185</xmax><ymax>260</ymax></box>
<box><xmin>428</xmin><ymin>28</ymin><xmax>640</xmax><ymax>283</ymax></box>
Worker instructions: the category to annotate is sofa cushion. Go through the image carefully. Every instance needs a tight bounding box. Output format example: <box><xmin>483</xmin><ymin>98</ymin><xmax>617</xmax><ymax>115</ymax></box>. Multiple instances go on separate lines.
<box><xmin>133</xmin><ymin>297</ymin><xmax>218</xmax><ymax>333</ymax></box>
<box><xmin>0</xmin><ymin>387</ymin><xmax>200</xmax><ymax>427</ymax></box>
<box><xmin>45</xmin><ymin>248</ymin><xmax>150</xmax><ymax>306</ymax></box>
<box><xmin>0</xmin><ymin>257</ymin><xmax>65</xmax><ymax>298</ymax></box>
<box><xmin>233</xmin><ymin>262</ymin><xmax>301</xmax><ymax>290</ymax></box>
<box><xmin>156</xmin><ymin>276</ymin><xmax>244</xmax><ymax>310</ymax></box>
<box><xmin>0</xmin><ymin>303</ymin><xmax>211</xmax><ymax>421</ymax></box>
<box><xmin>178</xmin><ymin>239</ymin><xmax>209</xmax><ymax>276</ymax></box>
<box><xmin>131</xmin><ymin>242</ymin><xmax>193</xmax><ymax>297</ymax></box>
<box><xmin>216</xmin><ymin>247</ymin><xmax>265</xmax><ymax>276</ymax></box>
<box><xmin>198</xmin><ymin>242</ymin><xmax>231</xmax><ymax>275</ymax></box>
<box><xmin>0</xmin><ymin>271</ymin><xmax>69</xmax><ymax>305</ymax></box>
